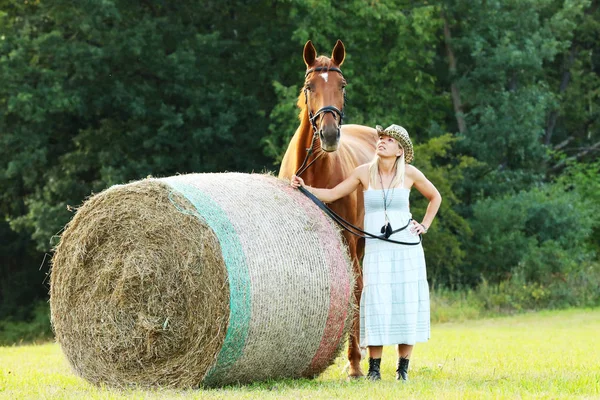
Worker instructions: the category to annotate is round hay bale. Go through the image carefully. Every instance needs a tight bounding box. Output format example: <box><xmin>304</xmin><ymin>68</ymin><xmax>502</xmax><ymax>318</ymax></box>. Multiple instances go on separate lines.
<box><xmin>50</xmin><ymin>173</ymin><xmax>353</xmax><ymax>388</ymax></box>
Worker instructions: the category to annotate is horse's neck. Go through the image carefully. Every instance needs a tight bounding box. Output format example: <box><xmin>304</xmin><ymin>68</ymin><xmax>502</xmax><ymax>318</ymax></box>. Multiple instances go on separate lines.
<box><xmin>302</xmin><ymin>154</ymin><xmax>339</xmax><ymax>188</ymax></box>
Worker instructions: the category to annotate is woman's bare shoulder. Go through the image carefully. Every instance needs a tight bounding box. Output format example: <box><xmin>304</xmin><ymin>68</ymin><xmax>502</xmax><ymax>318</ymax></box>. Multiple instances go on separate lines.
<box><xmin>357</xmin><ymin>163</ymin><xmax>372</xmax><ymax>177</ymax></box>
<box><xmin>406</xmin><ymin>164</ymin><xmax>423</xmax><ymax>174</ymax></box>
<box><xmin>406</xmin><ymin>164</ymin><xmax>426</xmax><ymax>180</ymax></box>
<box><xmin>354</xmin><ymin>163</ymin><xmax>371</xmax><ymax>186</ymax></box>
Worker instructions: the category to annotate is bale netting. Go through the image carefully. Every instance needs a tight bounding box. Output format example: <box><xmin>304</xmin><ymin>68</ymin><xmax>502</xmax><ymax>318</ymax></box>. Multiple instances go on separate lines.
<box><xmin>50</xmin><ymin>172</ymin><xmax>354</xmax><ymax>388</ymax></box>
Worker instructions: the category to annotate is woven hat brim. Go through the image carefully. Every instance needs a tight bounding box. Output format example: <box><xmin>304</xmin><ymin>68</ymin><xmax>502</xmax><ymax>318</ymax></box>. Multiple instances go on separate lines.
<box><xmin>396</xmin><ymin>137</ymin><xmax>414</xmax><ymax>164</ymax></box>
<box><xmin>376</xmin><ymin>125</ymin><xmax>414</xmax><ymax>163</ymax></box>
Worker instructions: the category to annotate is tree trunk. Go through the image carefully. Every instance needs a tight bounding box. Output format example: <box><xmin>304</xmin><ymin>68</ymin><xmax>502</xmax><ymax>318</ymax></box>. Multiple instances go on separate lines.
<box><xmin>442</xmin><ymin>10</ymin><xmax>467</xmax><ymax>134</ymax></box>
<box><xmin>545</xmin><ymin>46</ymin><xmax>576</xmax><ymax>145</ymax></box>
<box><xmin>545</xmin><ymin>0</ymin><xmax>599</xmax><ymax>145</ymax></box>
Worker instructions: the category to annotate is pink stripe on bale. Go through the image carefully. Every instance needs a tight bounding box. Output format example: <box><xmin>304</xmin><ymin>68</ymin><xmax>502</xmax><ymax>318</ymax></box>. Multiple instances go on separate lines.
<box><xmin>281</xmin><ymin>185</ymin><xmax>351</xmax><ymax>375</ymax></box>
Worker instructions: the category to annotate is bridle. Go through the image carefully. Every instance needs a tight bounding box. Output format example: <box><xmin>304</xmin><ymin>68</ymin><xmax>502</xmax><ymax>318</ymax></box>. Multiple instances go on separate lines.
<box><xmin>295</xmin><ymin>66</ymin><xmax>421</xmax><ymax>246</ymax></box>
<box><xmin>303</xmin><ymin>66</ymin><xmax>346</xmax><ymax>135</ymax></box>
<box><xmin>296</xmin><ymin>66</ymin><xmax>346</xmax><ymax>177</ymax></box>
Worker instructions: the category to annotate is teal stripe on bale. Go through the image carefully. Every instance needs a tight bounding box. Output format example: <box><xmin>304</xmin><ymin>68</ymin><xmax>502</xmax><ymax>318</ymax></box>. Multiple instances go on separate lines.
<box><xmin>181</xmin><ymin>173</ymin><xmax>342</xmax><ymax>384</ymax></box>
<box><xmin>162</xmin><ymin>177</ymin><xmax>251</xmax><ymax>385</ymax></box>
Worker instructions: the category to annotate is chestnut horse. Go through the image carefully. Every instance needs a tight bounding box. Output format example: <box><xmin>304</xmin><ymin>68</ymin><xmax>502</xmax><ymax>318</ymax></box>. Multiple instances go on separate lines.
<box><xmin>278</xmin><ymin>40</ymin><xmax>377</xmax><ymax>377</ymax></box>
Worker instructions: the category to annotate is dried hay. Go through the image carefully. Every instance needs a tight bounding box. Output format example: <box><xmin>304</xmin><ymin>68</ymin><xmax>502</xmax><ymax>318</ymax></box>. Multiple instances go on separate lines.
<box><xmin>50</xmin><ymin>173</ymin><xmax>354</xmax><ymax>388</ymax></box>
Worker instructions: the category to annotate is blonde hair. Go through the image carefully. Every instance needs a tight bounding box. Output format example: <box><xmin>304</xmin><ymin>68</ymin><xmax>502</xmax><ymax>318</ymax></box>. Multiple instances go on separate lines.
<box><xmin>368</xmin><ymin>153</ymin><xmax>406</xmax><ymax>189</ymax></box>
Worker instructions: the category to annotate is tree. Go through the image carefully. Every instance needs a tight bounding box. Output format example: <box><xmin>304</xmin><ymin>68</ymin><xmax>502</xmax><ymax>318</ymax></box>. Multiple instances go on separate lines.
<box><xmin>0</xmin><ymin>0</ymin><xmax>297</xmax><ymax>321</ymax></box>
<box><xmin>440</xmin><ymin>0</ymin><xmax>589</xmax><ymax>199</ymax></box>
<box><xmin>546</xmin><ymin>1</ymin><xmax>600</xmax><ymax>171</ymax></box>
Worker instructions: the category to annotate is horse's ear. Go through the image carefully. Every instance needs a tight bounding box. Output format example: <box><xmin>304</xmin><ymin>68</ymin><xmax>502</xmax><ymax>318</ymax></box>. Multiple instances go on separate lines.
<box><xmin>303</xmin><ymin>40</ymin><xmax>317</xmax><ymax>67</ymax></box>
<box><xmin>331</xmin><ymin>39</ymin><xmax>345</xmax><ymax>67</ymax></box>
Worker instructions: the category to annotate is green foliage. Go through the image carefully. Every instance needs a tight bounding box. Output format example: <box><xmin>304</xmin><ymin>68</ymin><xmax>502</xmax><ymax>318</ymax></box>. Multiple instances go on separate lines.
<box><xmin>0</xmin><ymin>220</ymin><xmax>47</xmax><ymax>321</ymax></box>
<box><xmin>262</xmin><ymin>82</ymin><xmax>300</xmax><ymax>165</ymax></box>
<box><xmin>0</xmin><ymin>0</ymin><xmax>290</xmax><ymax>253</ymax></box>
<box><xmin>545</xmin><ymin>0</ymin><xmax>600</xmax><ymax>156</ymax></box>
<box><xmin>467</xmin><ymin>183</ymin><xmax>596</xmax><ymax>287</ymax></box>
<box><xmin>410</xmin><ymin>135</ymin><xmax>479</xmax><ymax>287</ymax></box>
<box><xmin>473</xmin><ymin>260</ymin><xmax>600</xmax><ymax>312</ymax></box>
<box><xmin>0</xmin><ymin>301</ymin><xmax>52</xmax><ymax>345</ymax></box>
<box><xmin>554</xmin><ymin>160</ymin><xmax>600</xmax><ymax>252</ymax></box>
<box><xmin>445</xmin><ymin>0</ymin><xmax>595</xmax><ymax>197</ymax></box>
<box><xmin>0</xmin><ymin>0</ymin><xmax>290</xmax><ymax>330</ymax></box>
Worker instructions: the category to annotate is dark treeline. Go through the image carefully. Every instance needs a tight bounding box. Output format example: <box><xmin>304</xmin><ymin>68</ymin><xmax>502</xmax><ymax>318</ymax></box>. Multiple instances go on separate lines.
<box><xmin>1</xmin><ymin>0</ymin><xmax>599</xmax><ymax>341</ymax></box>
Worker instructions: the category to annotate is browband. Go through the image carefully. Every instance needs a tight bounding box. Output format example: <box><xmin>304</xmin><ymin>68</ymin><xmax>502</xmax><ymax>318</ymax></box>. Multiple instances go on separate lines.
<box><xmin>305</xmin><ymin>66</ymin><xmax>343</xmax><ymax>77</ymax></box>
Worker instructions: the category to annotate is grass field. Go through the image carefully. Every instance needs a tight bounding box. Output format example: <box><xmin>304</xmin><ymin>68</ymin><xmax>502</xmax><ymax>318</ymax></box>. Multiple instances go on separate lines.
<box><xmin>1</xmin><ymin>308</ymin><xmax>599</xmax><ymax>399</ymax></box>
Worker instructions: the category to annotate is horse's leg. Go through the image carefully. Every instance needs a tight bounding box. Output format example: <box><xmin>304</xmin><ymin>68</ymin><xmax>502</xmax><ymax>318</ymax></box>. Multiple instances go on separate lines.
<box><xmin>345</xmin><ymin>234</ymin><xmax>364</xmax><ymax>377</ymax></box>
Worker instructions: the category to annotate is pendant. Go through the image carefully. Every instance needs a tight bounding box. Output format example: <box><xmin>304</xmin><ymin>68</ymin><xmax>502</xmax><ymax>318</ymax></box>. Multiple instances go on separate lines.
<box><xmin>381</xmin><ymin>222</ymin><xmax>393</xmax><ymax>239</ymax></box>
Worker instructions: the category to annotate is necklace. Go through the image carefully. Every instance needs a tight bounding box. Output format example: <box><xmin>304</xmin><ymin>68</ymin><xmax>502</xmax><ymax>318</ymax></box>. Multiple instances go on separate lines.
<box><xmin>378</xmin><ymin>162</ymin><xmax>397</xmax><ymax>238</ymax></box>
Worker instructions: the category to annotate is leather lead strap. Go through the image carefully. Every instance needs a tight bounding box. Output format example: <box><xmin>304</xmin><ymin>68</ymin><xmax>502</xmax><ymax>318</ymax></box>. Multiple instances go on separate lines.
<box><xmin>299</xmin><ymin>186</ymin><xmax>421</xmax><ymax>246</ymax></box>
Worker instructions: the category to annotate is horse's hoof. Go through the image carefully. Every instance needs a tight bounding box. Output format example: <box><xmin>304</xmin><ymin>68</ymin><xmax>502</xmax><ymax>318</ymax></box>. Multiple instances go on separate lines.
<box><xmin>347</xmin><ymin>367</ymin><xmax>365</xmax><ymax>379</ymax></box>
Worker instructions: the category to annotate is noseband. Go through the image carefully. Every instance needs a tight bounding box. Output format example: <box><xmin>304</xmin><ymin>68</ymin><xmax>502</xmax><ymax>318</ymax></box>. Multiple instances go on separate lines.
<box><xmin>304</xmin><ymin>66</ymin><xmax>346</xmax><ymax>135</ymax></box>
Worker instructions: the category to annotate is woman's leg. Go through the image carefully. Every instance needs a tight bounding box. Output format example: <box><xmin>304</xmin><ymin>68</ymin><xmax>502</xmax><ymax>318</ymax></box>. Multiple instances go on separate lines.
<box><xmin>368</xmin><ymin>346</ymin><xmax>383</xmax><ymax>359</ymax></box>
<box><xmin>397</xmin><ymin>344</ymin><xmax>413</xmax><ymax>358</ymax></box>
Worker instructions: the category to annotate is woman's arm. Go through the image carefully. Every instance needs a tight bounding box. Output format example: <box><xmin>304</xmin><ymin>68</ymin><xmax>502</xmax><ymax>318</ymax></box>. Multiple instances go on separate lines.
<box><xmin>290</xmin><ymin>165</ymin><xmax>367</xmax><ymax>203</ymax></box>
<box><xmin>408</xmin><ymin>165</ymin><xmax>442</xmax><ymax>233</ymax></box>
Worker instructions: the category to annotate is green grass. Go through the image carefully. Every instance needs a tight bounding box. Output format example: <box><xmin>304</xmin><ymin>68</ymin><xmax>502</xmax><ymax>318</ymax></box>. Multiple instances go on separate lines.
<box><xmin>1</xmin><ymin>308</ymin><xmax>599</xmax><ymax>399</ymax></box>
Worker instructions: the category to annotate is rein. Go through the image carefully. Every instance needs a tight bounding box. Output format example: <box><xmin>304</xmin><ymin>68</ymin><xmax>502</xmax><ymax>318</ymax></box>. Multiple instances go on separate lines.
<box><xmin>299</xmin><ymin>186</ymin><xmax>421</xmax><ymax>245</ymax></box>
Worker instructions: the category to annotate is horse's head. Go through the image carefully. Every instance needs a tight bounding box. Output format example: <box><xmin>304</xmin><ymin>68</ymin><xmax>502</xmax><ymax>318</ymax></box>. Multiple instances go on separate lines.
<box><xmin>302</xmin><ymin>40</ymin><xmax>346</xmax><ymax>152</ymax></box>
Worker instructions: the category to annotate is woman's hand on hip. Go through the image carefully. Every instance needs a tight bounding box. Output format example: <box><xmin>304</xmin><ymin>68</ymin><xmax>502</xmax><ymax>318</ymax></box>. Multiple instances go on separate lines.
<box><xmin>410</xmin><ymin>220</ymin><xmax>428</xmax><ymax>235</ymax></box>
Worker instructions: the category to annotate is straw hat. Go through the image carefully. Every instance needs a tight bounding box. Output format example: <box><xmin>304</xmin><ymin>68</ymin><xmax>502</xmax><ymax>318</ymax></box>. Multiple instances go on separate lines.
<box><xmin>376</xmin><ymin>124</ymin><xmax>414</xmax><ymax>163</ymax></box>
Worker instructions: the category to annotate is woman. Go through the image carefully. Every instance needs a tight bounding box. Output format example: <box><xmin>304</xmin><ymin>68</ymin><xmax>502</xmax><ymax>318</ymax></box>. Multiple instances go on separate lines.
<box><xmin>291</xmin><ymin>124</ymin><xmax>441</xmax><ymax>381</ymax></box>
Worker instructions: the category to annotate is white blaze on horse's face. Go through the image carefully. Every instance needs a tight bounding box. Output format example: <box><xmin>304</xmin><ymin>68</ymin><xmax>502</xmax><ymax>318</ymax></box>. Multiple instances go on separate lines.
<box><xmin>307</xmin><ymin>69</ymin><xmax>344</xmax><ymax>153</ymax></box>
<box><xmin>303</xmin><ymin>65</ymin><xmax>345</xmax><ymax>152</ymax></box>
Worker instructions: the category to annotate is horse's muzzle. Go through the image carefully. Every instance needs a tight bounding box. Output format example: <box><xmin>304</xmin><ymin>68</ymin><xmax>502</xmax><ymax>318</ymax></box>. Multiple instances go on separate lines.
<box><xmin>320</xmin><ymin>126</ymin><xmax>341</xmax><ymax>152</ymax></box>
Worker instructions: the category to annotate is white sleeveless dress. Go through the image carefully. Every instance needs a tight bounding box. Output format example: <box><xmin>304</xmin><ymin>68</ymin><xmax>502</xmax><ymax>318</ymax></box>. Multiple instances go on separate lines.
<box><xmin>359</xmin><ymin>187</ymin><xmax>431</xmax><ymax>346</ymax></box>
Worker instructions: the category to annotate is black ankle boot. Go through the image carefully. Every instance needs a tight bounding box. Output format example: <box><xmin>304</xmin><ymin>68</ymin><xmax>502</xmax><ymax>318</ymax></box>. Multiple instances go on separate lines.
<box><xmin>396</xmin><ymin>357</ymin><xmax>409</xmax><ymax>381</ymax></box>
<box><xmin>367</xmin><ymin>358</ymin><xmax>381</xmax><ymax>381</ymax></box>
